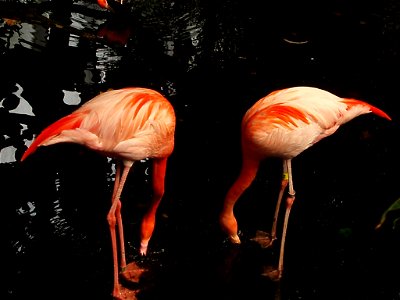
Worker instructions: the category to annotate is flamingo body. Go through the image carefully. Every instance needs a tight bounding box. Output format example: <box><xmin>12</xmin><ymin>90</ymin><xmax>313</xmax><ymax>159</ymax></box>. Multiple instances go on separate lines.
<box><xmin>220</xmin><ymin>86</ymin><xmax>391</xmax><ymax>279</ymax></box>
<box><xmin>21</xmin><ymin>87</ymin><xmax>176</xmax><ymax>299</ymax></box>
<box><xmin>242</xmin><ymin>86</ymin><xmax>390</xmax><ymax>160</ymax></box>
<box><xmin>22</xmin><ymin>88</ymin><xmax>175</xmax><ymax>164</ymax></box>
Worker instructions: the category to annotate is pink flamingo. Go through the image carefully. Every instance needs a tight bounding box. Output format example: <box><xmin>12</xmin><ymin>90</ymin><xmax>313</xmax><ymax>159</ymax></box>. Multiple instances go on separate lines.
<box><xmin>219</xmin><ymin>86</ymin><xmax>391</xmax><ymax>280</ymax></box>
<box><xmin>21</xmin><ymin>87</ymin><xmax>176</xmax><ymax>299</ymax></box>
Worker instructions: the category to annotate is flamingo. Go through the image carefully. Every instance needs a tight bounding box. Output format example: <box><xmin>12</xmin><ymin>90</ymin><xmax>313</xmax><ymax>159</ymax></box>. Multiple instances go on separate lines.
<box><xmin>21</xmin><ymin>87</ymin><xmax>176</xmax><ymax>299</ymax></box>
<box><xmin>219</xmin><ymin>86</ymin><xmax>391</xmax><ymax>280</ymax></box>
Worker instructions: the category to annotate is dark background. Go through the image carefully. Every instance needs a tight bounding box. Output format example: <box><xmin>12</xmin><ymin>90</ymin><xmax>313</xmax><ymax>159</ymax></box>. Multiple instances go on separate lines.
<box><xmin>2</xmin><ymin>0</ymin><xmax>399</xmax><ymax>299</ymax></box>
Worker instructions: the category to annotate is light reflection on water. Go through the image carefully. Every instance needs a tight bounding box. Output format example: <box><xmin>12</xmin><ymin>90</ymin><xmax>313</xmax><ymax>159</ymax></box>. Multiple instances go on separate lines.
<box><xmin>70</xmin><ymin>11</ymin><xmax>103</xmax><ymax>32</ymax></box>
<box><xmin>62</xmin><ymin>89</ymin><xmax>82</xmax><ymax>105</ymax></box>
<box><xmin>95</xmin><ymin>47</ymin><xmax>123</xmax><ymax>75</ymax></box>
<box><xmin>1</xmin><ymin>83</ymin><xmax>34</xmax><ymax>163</ymax></box>
<box><xmin>14</xmin><ymin>200</ymin><xmax>36</xmax><ymax>256</ymax></box>
<box><xmin>1</xmin><ymin>21</ymin><xmax>48</xmax><ymax>51</ymax></box>
<box><xmin>9</xmin><ymin>83</ymin><xmax>35</xmax><ymax>116</ymax></box>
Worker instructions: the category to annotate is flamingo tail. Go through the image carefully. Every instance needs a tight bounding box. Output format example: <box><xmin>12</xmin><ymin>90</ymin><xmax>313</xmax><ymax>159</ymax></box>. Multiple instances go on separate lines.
<box><xmin>21</xmin><ymin>112</ymin><xmax>85</xmax><ymax>161</ymax></box>
<box><xmin>343</xmin><ymin>98</ymin><xmax>392</xmax><ymax>121</ymax></box>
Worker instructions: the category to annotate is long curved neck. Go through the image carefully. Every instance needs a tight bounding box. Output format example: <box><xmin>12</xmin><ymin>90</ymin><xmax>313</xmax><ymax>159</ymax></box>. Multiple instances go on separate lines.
<box><xmin>223</xmin><ymin>156</ymin><xmax>260</xmax><ymax>212</ymax></box>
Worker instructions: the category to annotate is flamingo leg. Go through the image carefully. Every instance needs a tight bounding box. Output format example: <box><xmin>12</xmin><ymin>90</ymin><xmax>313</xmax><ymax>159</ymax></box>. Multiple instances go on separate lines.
<box><xmin>116</xmin><ymin>164</ymin><xmax>131</xmax><ymax>271</ymax></box>
<box><xmin>277</xmin><ymin>158</ymin><xmax>295</xmax><ymax>279</ymax></box>
<box><xmin>107</xmin><ymin>162</ymin><xmax>132</xmax><ymax>299</ymax></box>
<box><xmin>109</xmin><ymin>163</ymin><xmax>128</xmax><ymax>270</ymax></box>
<box><xmin>269</xmin><ymin>160</ymin><xmax>289</xmax><ymax>245</ymax></box>
<box><xmin>220</xmin><ymin>156</ymin><xmax>260</xmax><ymax>243</ymax></box>
<box><xmin>139</xmin><ymin>157</ymin><xmax>168</xmax><ymax>255</ymax></box>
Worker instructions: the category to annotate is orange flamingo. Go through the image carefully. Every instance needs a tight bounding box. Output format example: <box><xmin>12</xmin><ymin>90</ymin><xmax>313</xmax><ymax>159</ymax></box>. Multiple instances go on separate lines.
<box><xmin>219</xmin><ymin>86</ymin><xmax>391</xmax><ymax>280</ymax></box>
<box><xmin>21</xmin><ymin>87</ymin><xmax>176</xmax><ymax>299</ymax></box>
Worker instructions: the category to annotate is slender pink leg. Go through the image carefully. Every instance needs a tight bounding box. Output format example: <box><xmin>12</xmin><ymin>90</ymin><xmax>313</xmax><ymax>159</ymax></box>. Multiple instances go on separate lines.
<box><xmin>270</xmin><ymin>160</ymin><xmax>289</xmax><ymax>244</ymax></box>
<box><xmin>116</xmin><ymin>166</ymin><xmax>130</xmax><ymax>271</ymax></box>
<box><xmin>107</xmin><ymin>162</ymin><xmax>132</xmax><ymax>299</ymax></box>
<box><xmin>277</xmin><ymin>158</ymin><xmax>295</xmax><ymax>279</ymax></box>
<box><xmin>139</xmin><ymin>157</ymin><xmax>168</xmax><ymax>255</ymax></box>
<box><xmin>220</xmin><ymin>156</ymin><xmax>260</xmax><ymax>243</ymax></box>
<box><xmin>109</xmin><ymin>163</ymin><xmax>128</xmax><ymax>271</ymax></box>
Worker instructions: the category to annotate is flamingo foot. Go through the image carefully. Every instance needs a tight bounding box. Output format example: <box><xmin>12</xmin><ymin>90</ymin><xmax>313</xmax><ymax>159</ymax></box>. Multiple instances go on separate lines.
<box><xmin>261</xmin><ymin>265</ymin><xmax>281</xmax><ymax>282</ymax></box>
<box><xmin>112</xmin><ymin>284</ymin><xmax>138</xmax><ymax>300</ymax></box>
<box><xmin>139</xmin><ymin>240</ymin><xmax>149</xmax><ymax>255</ymax></box>
<box><xmin>220</xmin><ymin>214</ymin><xmax>240</xmax><ymax>244</ymax></box>
<box><xmin>250</xmin><ymin>230</ymin><xmax>275</xmax><ymax>248</ymax></box>
<box><xmin>228</xmin><ymin>234</ymin><xmax>241</xmax><ymax>244</ymax></box>
<box><xmin>121</xmin><ymin>262</ymin><xmax>147</xmax><ymax>284</ymax></box>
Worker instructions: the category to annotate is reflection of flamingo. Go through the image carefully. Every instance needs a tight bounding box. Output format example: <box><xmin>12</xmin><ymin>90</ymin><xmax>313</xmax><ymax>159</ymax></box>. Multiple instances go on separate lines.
<box><xmin>97</xmin><ymin>0</ymin><xmax>110</xmax><ymax>10</ymax></box>
<box><xmin>219</xmin><ymin>86</ymin><xmax>391</xmax><ymax>280</ymax></box>
<box><xmin>21</xmin><ymin>88</ymin><xmax>176</xmax><ymax>299</ymax></box>
<box><xmin>97</xmin><ymin>0</ymin><xmax>126</xmax><ymax>13</ymax></box>
<box><xmin>96</xmin><ymin>0</ymin><xmax>133</xmax><ymax>46</ymax></box>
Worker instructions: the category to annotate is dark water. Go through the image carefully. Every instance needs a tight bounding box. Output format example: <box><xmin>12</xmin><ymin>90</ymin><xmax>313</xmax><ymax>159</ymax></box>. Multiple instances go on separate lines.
<box><xmin>2</xmin><ymin>1</ymin><xmax>400</xmax><ymax>299</ymax></box>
